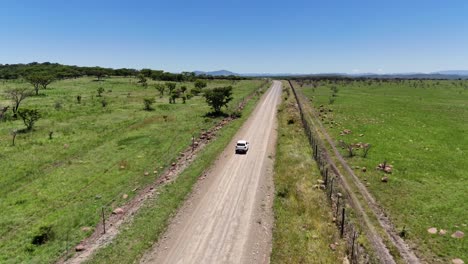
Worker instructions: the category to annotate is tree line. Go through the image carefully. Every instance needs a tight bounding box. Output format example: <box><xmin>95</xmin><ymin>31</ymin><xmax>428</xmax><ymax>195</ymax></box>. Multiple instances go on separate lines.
<box><xmin>0</xmin><ymin>62</ymin><xmax>245</xmax><ymax>81</ymax></box>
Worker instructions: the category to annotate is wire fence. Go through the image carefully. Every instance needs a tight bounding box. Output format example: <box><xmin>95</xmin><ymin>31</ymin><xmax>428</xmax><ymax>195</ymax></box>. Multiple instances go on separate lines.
<box><xmin>288</xmin><ymin>80</ymin><xmax>373</xmax><ymax>263</ymax></box>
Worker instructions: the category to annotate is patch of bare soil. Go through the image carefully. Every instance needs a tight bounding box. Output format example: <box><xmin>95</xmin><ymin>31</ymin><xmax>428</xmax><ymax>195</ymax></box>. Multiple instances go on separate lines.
<box><xmin>139</xmin><ymin>81</ymin><xmax>281</xmax><ymax>264</ymax></box>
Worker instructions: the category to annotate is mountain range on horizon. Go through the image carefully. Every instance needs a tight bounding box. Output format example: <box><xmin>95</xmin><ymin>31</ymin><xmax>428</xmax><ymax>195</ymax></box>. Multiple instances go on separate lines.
<box><xmin>193</xmin><ymin>69</ymin><xmax>468</xmax><ymax>78</ymax></box>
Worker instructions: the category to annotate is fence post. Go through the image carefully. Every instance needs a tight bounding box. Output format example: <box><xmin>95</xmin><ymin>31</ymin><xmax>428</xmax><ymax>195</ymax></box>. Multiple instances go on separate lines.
<box><xmin>329</xmin><ymin>178</ymin><xmax>334</xmax><ymax>200</ymax></box>
<box><xmin>192</xmin><ymin>135</ymin><xmax>195</xmax><ymax>152</ymax></box>
<box><xmin>66</xmin><ymin>230</ymin><xmax>69</xmax><ymax>256</ymax></box>
<box><xmin>335</xmin><ymin>195</ymin><xmax>340</xmax><ymax>216</ymax></box>
<box><xmin>102</xmin><ymin>207</ymin><xmax>106</xmax><ymax>234</ymax></box>
<box><xmin>324</xmin><ymin>169</ymin><xmax>328</xmax><ymax>185</ymax></box>
<box><xmin>351</xmin><ymin>231</ymin><xmax>357</xmax><ymax>263</ymax></box>
<box><xmin>341</xmin><ymin>207</ymin><xmax>346</xmax><ymax>238</ymax></box>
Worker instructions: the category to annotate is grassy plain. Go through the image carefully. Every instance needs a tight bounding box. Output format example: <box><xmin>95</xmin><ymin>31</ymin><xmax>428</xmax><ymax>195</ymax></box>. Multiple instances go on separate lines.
<box><xmin>0</xmin><ymin>77</ymin><xmax>265</xmax><ymax>263</ymax></box>
<box><xmin>299</xmin><ymin>79</ymin><xmax>468</xmax><ymax>262</ymax></box>
<box><xmin>270</xmin><ymin>81</ymin><xmax>344</xmax><ymax>264</ymax></box>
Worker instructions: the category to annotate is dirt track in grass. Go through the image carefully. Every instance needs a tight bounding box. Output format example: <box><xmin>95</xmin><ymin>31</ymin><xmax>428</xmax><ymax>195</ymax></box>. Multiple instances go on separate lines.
<box><xmin>139</xmin><ymin>81</ymin><xmax>282</xmax><ymax>264</ymax></box>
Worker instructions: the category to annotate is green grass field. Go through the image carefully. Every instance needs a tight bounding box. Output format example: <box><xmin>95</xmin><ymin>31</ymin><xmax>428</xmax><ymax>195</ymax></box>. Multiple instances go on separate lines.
<box><xmin>0</xmin><ymin>77</ymin><xmax>265</xmax><ymax>263</ymax></box>
<box><xmin>85</xmin><ymin>79</ymin><xmax>268</xmax><ymax>264</ymax></box>
<box><xmin>270</xmin><ymin>81</ymin><xmax>344</xmax><ymax>264</ymax></box>
<box><xmin>299</xmin><ymin>79</ymin><xmax>468</xmax><ymax>263</ymax></box>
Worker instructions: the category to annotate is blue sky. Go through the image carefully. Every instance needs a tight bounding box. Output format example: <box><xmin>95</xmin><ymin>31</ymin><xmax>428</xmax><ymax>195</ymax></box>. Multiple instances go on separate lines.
<box><xmin>1</xmin><ymin>0</ymin><xmax>467</xmax><ymax>73</ymax></box>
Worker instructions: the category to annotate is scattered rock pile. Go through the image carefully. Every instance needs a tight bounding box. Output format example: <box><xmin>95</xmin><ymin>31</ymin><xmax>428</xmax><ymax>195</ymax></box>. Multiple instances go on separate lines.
<box><xmin>376</xmin><ymin>162</ymin><xmax>393</xmax><ymax>174</ymax></box>
<box><xmin>340</xmin><ymin>129</ymin><xmax>352</xmax><ymax>136</ymax></box>
<box><xmin>426</xmin><ymin>229</ymin><xmax>464</xmax><ymax>263</ymax></box>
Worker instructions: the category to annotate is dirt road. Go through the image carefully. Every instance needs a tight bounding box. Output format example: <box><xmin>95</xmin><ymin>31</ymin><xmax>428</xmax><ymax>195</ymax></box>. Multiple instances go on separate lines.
<box><xmin>140</xmin><ymin>81</ymin><xmax>282</xmax><ymax>264</ymax></box>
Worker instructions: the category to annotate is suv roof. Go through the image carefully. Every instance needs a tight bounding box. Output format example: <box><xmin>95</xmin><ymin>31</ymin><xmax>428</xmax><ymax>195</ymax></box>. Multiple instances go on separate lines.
<box><xmin>237</xmin><ymin>140</ymin><xmax>247</xmax><ymax>144</ymax></box>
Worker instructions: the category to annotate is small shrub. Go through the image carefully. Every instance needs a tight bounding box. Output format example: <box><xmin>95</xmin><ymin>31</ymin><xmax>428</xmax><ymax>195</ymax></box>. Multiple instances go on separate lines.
<box><xmin>97</xmin><ymin>87</ymin><xmax>104</xmax><ymax>97</ymax></box>
<box><xmin>54</xmin><ymin>101</ymin><xmax>62</xmax><ymax>110</ymax></box>
<box><xmin>157</xmin><ymin>104</ymin><xmax>170</xmax><ymax>111</ymax></box>
<box><xmin>31</xmin><ymin>225</ymin><xmax>54</xmax><ymax>245</ymax></box>
<box><xmin>330</xmin><ymin>86</ymin><xmax>339</xmax><ymax>93</ymax></box>
<box><xmin>190</xmin><ymin>87</ymin><xmax>202</xmax><ymax>96</ymax></box>
<box><xmin>328</xmin><ymin>97</ymin><xmax>336</xmax><ymax>104</ymax></box>
<box><xmin>143</xmin><ymin>98</ymin><xmax>155</xmax><ymax>111</ymax></box>
<box><xmin>76</xmin><ymin>95</ymin><xmax>82</xmax><ymax>104</ymax></box>
<box><xmin>18</xmin><ymin>108</ymin><xmax>41</xmax><ymax>131</ymax></box>
<box><xmin>230</xmin><ymin>110</ymin><xmax>242</xmax><ymax>119</ymax></box>
<box><xmin>101</xmin><ymin>99</ymin><xmax>108</xmax><ymax>107</ymax></box>
<box><xmin>194</xmin><ymin>79</ymin><xmax>207</xmax><ymax>90</ymax></box>
<box><xmin>276</xmin><ymin>186</ymin><xmax>289</xmax><ymax>198</ymax></box>
<box><xmin>1</xmin><ymin>110</ymin><xmax>13</xmax><ymax>122</ymax></box>
<box><xmin>399</xmin><ymin>226</ymin><xmax>407</xmax><ymax>238</ymax></box>
<box><xmin>362</xmin><ymin>143</ymin><xmax>372</xmax><ymax>158</ymax></box>
<box><xmin>339</xmin><ymin>141</ymin><xmax>355</xmax><ymax>157</ymax></box>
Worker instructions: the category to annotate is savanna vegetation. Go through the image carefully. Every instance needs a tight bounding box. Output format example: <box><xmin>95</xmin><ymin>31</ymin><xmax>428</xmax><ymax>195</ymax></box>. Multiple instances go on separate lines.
<box><xmin>296</xmin><ymin>78</ymin><xmax>468</xmax><ymax>263</ymax></box>
<box><xmin>0</xmin><ymin>70</ymin><xmax>266</xmax><ymax>263</ymax></box>
<box><xmin>0</xmin><ymin>62</ymin><xmax>245</xmax><ymax>81</ymax></box>
<box><xmin>85</xmin><ymin>80</ymin><xmax>269</xmax><ymax>264</ymax></box>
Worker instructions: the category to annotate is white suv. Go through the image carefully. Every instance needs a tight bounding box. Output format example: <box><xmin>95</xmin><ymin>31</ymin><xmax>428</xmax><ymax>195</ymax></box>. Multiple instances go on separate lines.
<box><xmin>235</xmin><ymin>140</ymin><xmax>249</xmax><ymax>154</ymax></box>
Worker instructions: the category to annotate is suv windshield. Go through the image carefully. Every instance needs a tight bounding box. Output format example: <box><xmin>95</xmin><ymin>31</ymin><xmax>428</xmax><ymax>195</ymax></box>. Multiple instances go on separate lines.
<box><xmin>237</xmin><ymin>143</ymin><xmax>245</xmax><ymax>146</ymax></box>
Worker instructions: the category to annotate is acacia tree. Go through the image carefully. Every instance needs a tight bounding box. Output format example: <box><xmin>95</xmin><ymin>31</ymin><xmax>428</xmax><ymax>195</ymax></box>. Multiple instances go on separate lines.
<box><xmin>25</xmin><ymin>73</ymin><xmax>55</xmax><ymax>95</ymax></box>
<box><xmin>97</xmin><ymin>87</ymin><xmax>105</xmax><ymax>97</ymax></box>
<box><xmin>140</xmin><ymin>68</ymin><xmax>153</xmax><ymax>78</ymax></box>
<box><xmin>165</xmin><ymin>82</ymin><xmax>176</xmax><ymax>94</ymax></box>
<box><xmin>180</xmin><ymin>85</ymin><xmax>187</xmax><ymax>94</ymax></box>
<box><xmin>165</xmin><ymin>82</ymin><xmax>176</xmax><ymax>103</ymax></box>
<box><xmin>169</xmin><ymin>88</ymin><xmax>181</xmax><ymax>104</ymax></box>
<box><xmin>0</xmin><ymin>106</ymin><xmax>9</xmax><ymax>121</ymax></box>
<box><xmin>5</xmin><ymin>87</ymin><xmax>32</xmax><ymax>118</ymax></box>
<box><xmin>180</xmin><ymin>86</ymin><xmax>187</xmax><ymax>103</ymax></box>
<box><xmin>194</xmin><ymin>80</ymin><xmax>207</xmax><ymax>89</ymax></box>
<box><xmin>18</xmin><ymin>108</ymin><xmax>41</xmax><ymax>131</ymax></box>
<box><xmin>143</xmin><ymin>98</ymin><xmax>155</xmax><ymax>110</ymax></box>
<box><xmin>203</xmin><ymin>86</ymin><xmax>233</xmax><ymax>114</ymax></box>
<box><xmin>137</xmin><ymin>74</ymin><xmax>148</xmax><ymax>87</ymax></box>
<box><xmin>155</xmin><ymin>83</ymin><xmax>165</xmax><ymax>97</ymax></box>
<box><xmin>89</xmin><ymin>67</ymin><xmax>108</xmax><ymax>81</ymax></box>
<box><xmin>24</xmin><ymin>74</ymin><xmax>41</xmax><ymax>95</ymax></box>
<box><xmin>39</xmin><ymin>74</ymin><xmax>55</xmax><ymax>90</ymax></box>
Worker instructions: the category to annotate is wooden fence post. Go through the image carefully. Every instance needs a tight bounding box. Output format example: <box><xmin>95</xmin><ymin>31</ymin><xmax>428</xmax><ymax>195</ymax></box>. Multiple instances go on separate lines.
<box><xmin>351</xmin><ymin>231</ymin><xmax>357</xmax><ymax>263</ymax></box>
<box><xmin>340</xmin><ymin>207</ymin><xmax>346</xmax><ymax>238</ymax></box>
<box><xmin>336</xmin><ymin>196</ymin><xmax>340</xmax><ymax>216</ymax></box>
<box><xmin>324</xmin><ymin>168</ymin><xmax>328</xmax><ymax>185</ymax></box>
<box><xmin>102</xmin><ymin>207</ymin><xmax>106</xmax><ymax>234</ymax></box>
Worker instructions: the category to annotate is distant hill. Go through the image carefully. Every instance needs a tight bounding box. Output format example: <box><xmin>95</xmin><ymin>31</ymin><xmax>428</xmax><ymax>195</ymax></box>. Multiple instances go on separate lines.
<box><xmin>434</xmin><ymin>70</ymin><xmax>468</xmax><ymax>76</ymax></box>
<box><xmin>194</xmin><ymin>70</ymin><xmax>239</xmax><ymax>76</ymax></box>
<box><xmin>192</xmin><ymin>69</ymin><xmax>468</xmax><ymax>79</ymax></box>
